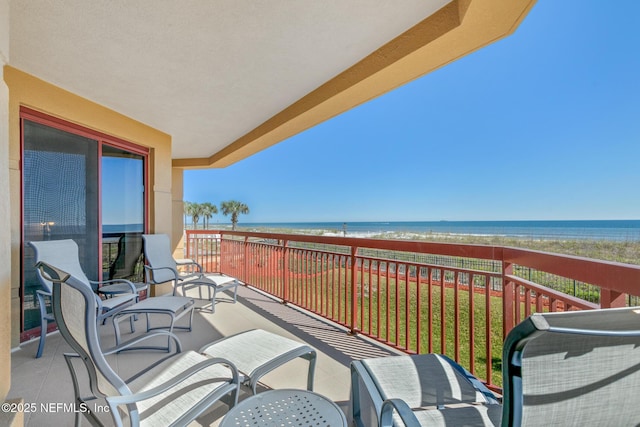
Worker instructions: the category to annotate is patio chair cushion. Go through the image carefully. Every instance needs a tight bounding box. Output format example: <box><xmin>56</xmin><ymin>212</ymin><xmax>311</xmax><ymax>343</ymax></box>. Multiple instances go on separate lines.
<box><xmin>126</xmin><ymin>350</ymin><xmax>235</xmax><ymax>426</ymax></box>
<box><xmin>100</xmin><ymin>293</ymin><xmax>143</xmax><ymax>312</ymax></box>
<box><xmin>119</xmin><ymin>295</ymin><xmax>193</xmax><ymax>314</ymax></box>
<box><xmin>351</xmin><ymin>353</ymin><xmax>498</xmax><ymax>427</ymax></box>
<box><xmin>360</xmin><ymin>354</ymin><xmax>493</xmax><ymax>409</ymax></box>
<box><xmin>380</xmin><ymin>398</ymin><xmax>501</xmax><ymax>427</ymax></box>
<box><xmin>200</xmin><ymin>329</ymin><xmax>317</xmax><ymax>394</ymax></box>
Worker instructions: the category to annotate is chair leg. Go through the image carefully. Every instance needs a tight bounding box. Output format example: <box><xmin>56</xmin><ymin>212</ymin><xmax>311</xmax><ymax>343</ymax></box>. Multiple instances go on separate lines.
<box><xmin>187</xmin><ymin>306</ymin><xmax>194</xmax><ymax>331</ymax></box>
<box><xmin>111</xmin><ymin>314</ymin><xmax>132</xmax><ymax>346</ymax></box>
<box><xmin>36</xmin><ymin>317</ymin><xmax>47</xmax><ymax>359</ymax></box>
<box><xmin>211</xmin><ymin>288</ymin><xmax>218</xmax><ymax>313</ymax></box>
<box><xmin>305</xmin><ymin>352</ymin><xmax>317</xmax><ymax>391</ymax></box>
<box><xmin>232</xmin><ymin>284</ymin><xmax>239</xmax><ymax>304</ymax></box>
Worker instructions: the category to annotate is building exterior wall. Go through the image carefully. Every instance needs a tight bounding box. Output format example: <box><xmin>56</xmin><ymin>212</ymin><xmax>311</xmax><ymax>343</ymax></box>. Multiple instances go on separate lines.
<box><xmin>4</xmin><ymin>66</ymin><xmax>174</xmax><ymax>346</ymax></box>
<box><xmin>1</xmin><ymin>0</ymin><xmax>12</xmax><ymax>407</ymax></box>
<box><xmin>172</xmin><ymin>167</ymin><xmax>185</xmax><ymax>255</ymax></box>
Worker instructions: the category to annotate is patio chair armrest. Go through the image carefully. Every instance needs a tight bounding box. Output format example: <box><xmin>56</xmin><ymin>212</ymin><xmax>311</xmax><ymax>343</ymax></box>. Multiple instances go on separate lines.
<box><xmin>36</xmin><ymin>289</ymin><xmax>52</xmax><ymax>298</ymax></box>
<box><xmin>380</xmin><ymin>399</ymin><xmax>422</xmax><ymax>427</ymax></box>
<box><xmin>546</xmin><ymin>326</ymin><xmax>640</xmax><ymax>337</ymax></box>
<box><xmin>176</xmin><ymin>258</ymin><xmax>203</xmax><ymax>273</ymax></box>
<box><xmin>63</xmin><ymin>352</ymin><xmax>81</xmax><ymax>358</ymax></box>
<box><xmin>93</xmin><ymin>293</ymin><xmax>105</xmax><ymax>313</ymax></box>
<box><xmin>103</xmin><ymin>331</ymin><xmax>183</xmax><ymax>355</ymax></box>
<box><xmin>143</xmin><ymin>265</ymin><xmax>179</xmax><ymax>284</ymax></box>
<box><xmin>106</xmin><ymin>357</ymin><xmax>239</xmax><ymax>407</ymax></box>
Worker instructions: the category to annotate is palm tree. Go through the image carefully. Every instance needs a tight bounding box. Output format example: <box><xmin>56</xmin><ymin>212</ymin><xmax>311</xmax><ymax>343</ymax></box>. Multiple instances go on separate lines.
<box><xmin>200</xmin><ymin>202</ymin><xmax>218</xmax><ymax>229</ymax></box>
<box><xmin>188</xmin><ymin>202</ymin><xmax>203</xmax><ymax>229</ymax></box>
<box><xmin>183</xmin><ymin>201</ymin><xmax>193</xmax><ymax>229</ymax></box>
<box><xmin>220</xmin><ymin>200</ymin><xmax>249</xmax><ymax>231</ymax></box>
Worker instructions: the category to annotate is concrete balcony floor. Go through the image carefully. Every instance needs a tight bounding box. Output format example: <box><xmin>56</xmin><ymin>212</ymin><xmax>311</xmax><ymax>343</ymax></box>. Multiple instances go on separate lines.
<box><xmin>9</xmin><ymin>285</ymin><xmax>399</xmax><ymax>426</ymax></box>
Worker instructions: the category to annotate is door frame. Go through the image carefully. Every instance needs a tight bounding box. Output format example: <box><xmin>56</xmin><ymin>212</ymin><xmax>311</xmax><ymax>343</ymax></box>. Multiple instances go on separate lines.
<box><xmin>19</xmin><ymin>107</ymin><xmax>150</xmax><ymax>341</ymax></box>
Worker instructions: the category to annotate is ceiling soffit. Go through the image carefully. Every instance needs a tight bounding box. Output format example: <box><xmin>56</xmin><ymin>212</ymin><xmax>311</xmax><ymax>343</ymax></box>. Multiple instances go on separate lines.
<box><xmin>175</xmin><ymin>0</ymin><xmax>536</xmax><ymax>168</ymax></box>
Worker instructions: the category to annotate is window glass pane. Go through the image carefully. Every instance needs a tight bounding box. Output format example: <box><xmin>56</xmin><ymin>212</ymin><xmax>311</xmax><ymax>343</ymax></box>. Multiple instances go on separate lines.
<box><xmin>22</xmin><ymin>120</ymin><xmax>99</xmax><ymax>333</ymax></box>
<box><xmin>101</xmin><ymin>145</ymin><xmax>145</xmax><ymax>282</ymax></box>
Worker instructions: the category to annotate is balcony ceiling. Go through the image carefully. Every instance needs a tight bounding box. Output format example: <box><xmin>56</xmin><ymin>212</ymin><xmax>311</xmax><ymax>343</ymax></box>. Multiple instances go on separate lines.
<box><xmin>9</xmin><ymin>0</ymin><xmax>535</xmax><ymax>167</ymax></box>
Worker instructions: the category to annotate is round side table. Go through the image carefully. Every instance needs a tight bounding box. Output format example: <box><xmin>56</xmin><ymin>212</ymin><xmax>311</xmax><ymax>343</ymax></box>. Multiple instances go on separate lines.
<box><xmin>220</xmin><ymin>389</ymin><xmax>347</xmax><ymax>427</ymax></box>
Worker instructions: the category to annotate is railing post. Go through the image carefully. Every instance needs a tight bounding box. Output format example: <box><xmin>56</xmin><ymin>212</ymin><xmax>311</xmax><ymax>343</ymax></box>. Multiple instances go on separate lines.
<box><xmin>215</xmin><ymin>233</ymin><xmax>221</xmax><ymax>272</ymax></box>
<box><xmin>600</xmin><ymin>289</ymin><xmax>626</xmax><ymax>308</ymax></box>
<box><xmin>349</xmin><ymin>245</ymin><xmax>359</xmax><ymax>335</ymax></box>
<box><xmin>184</xmin><ymin>230</ymin><xmax>189</xmax><ymax>259</ymax></box>
<box><xmin>282</xmin><ymin>240</ymin><xmax>289</xmax><ymax>304</ymax></box>
<box><xmin>243</xmin><ymin>236</ymin><xmax>249</xmax><ymax>282</ymax></box>
<box><xmin>502</xmin><ymin>260</ymin><xmax>515</xmax><ymax>338</ymax></box>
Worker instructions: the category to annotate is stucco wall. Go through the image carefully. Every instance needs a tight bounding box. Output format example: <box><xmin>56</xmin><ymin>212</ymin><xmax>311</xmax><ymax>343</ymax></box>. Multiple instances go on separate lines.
<box><xmin>172</xmin><ymin>168</ymin><xmax>185</xmax><ymax>255</ymax></box>
<box><xmin>0</xmin><ymin>0</ymin><xmax>12</xmax><ymax>406</ymax></box>
<box><xmin>4</xmin><ymin>66</ymin><xmax>174</xmax><ymax>346</ymax></box>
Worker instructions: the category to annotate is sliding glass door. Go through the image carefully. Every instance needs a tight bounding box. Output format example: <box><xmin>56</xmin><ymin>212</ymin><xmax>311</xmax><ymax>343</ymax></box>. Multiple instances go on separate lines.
<box><xmin>101</xmin><ymin>146</ymin><xmax>146</xmax><ymax>283</ymax></box>
<box><xmin>22</xmin><ymin>120</ymin><xmax>100</xmax><ymax>334</ymax></box>
<box><xmin>21</xmin><ymin>112</ymin><xmax>147</xmax><ymax>340</ymax></box>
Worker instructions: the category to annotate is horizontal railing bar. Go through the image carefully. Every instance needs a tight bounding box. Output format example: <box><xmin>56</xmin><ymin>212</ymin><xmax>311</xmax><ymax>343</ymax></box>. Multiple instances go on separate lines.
<box><xmin>505</xmin><ymin>274</ymin><xmax>598</xmax><ymax>310</ymax></box>
<box><xmin>503</xmin><ymin>246</ymin><xmax>640</xmax><ymax>293</ymax></box>
<box><xmin>189</xmin><ymin>229</ymin><xmax>505</xmax><ymax>260</ymax></box>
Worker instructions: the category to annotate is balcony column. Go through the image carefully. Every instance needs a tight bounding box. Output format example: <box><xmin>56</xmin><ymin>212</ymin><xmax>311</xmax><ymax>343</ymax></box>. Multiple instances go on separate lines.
<box><xmin>0</xmin><ymin>0</ymin><xmax>20</xmax><ymax>423</ymax></box>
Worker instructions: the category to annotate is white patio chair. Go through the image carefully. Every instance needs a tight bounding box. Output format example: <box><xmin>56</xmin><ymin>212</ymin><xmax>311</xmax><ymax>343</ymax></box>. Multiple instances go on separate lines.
<box><xmin>352</xmin><ymin>307</ymin><xmax>640</xmax><ymax>427</ymax></box>
<box><xmin>30</xmin><ymin>239</ymin><xmax>195</xmax><ymax>355</ymax></box>
<box><xmin>142</xmin><ymin>234</ymin><xmax>240</xmax><ymax>313</ymax></box>
<box><xmin>30</xmin><ymin>239</ymin><xmax>139</xmax><ymax>358</ymax></box>
<box><xmin>351</xmin><ymin>353</ymin><xmax>499</xmax><ymax>427</ymax></box>
<box><xmin>37</xmin><ymin>261</ymin><xmax>239</xmax><ymax>427</ymax></box>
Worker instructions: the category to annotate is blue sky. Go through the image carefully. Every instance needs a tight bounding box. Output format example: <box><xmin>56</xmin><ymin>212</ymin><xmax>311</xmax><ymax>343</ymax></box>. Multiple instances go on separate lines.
<box><xmin>185</xmin><ymin>1</ymin><xmax>640</xmax><ymax>223</ymax></box>
<box><xmin>102</xmin><ymin>156</ymin><xmax>144</xmax><ymax>225</ymax></box>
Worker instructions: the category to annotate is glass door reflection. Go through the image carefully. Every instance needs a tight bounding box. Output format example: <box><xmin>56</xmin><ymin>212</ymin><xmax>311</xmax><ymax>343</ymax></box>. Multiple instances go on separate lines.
<box><xmin>101</xmin><ymin>145</ymin><xmax>146</xmax><ymax>282</ymax></box>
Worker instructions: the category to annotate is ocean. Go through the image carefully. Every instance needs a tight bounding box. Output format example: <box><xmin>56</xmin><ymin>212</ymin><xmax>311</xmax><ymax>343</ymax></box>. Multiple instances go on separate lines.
<box><xmin>235</xmin><ymin>220</ymin><xmax>640</xmax><ymax>241</ymax></box>
<box><xmin>103</xmin><ymin>223</ymin><xmax>144</xmax><ymax>234</ymax></box>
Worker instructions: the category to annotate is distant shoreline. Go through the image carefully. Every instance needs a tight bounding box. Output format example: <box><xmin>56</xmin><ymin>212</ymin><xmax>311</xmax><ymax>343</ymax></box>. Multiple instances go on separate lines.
<box><xmin>183</xmin><ymin>221</ymin><xmax>640</xmax><ymax>265</ymax></box>
<box><xmin>187</xmin><ymin>219</ymin><xmax>640</xmax><ymax>242</ymax></box>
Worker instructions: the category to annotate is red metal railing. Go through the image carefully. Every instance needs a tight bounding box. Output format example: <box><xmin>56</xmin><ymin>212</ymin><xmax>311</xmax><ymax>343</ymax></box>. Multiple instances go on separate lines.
<box><xmin>185</xmin><ymin>229</ymin><xmax>640</xmax><ymax>388</ymax></box>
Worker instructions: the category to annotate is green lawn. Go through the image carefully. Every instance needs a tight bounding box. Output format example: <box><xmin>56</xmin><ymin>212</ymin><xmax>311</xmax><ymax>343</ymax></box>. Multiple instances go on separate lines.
<box><xmin>286</xmin><ymin>264</ymin><xmax>506</xmax><ymax>386</ymax></box>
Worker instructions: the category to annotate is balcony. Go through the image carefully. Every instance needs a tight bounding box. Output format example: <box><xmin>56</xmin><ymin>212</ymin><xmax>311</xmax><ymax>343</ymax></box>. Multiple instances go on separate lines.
<box><xmin>9</xmin><ymin>230</ymin><xmax>640</xmax><ymax>425</ymax></box>
<box><xmin>184</xmin><ymin>229</ymin><xmax>640</xmax><ymax>388</ymax></box>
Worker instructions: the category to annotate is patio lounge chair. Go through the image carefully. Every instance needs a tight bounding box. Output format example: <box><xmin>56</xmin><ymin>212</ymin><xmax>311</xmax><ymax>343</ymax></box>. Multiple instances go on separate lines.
<box><xmin>30</xmin><ymin>239</ymin><xmax>195</xmax><ymax>355</ymax></box>
<box><xmin>351</xmin><ymin>353</ymin><xmax>500</xmax><ymax>427</ymax></box>
<box><xmin>142</xmin><ymin>234</ymin><xmax>240</xmax><ymax>313</ymax></box>
<box><xmin>352</xmin><ymin>307</ymin><xmax>640</xmax><ymax>427</ymax></box>
<box><xmin>37</xmin><ymin>261</ymin><xmax>239</xmax><ymax>427</ymax></box>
